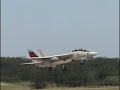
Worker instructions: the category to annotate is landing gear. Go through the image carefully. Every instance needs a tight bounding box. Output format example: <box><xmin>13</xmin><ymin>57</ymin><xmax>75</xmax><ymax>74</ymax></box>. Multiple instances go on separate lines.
<box><xmin>81</xmin><ymin>62</ymin><xmax>83</xmax><ymax>65</ymax></box>
<box><xmin>33</xmin><ymin>64</ymin><xmax>35</xmax><ymax>66</ymax></box>
<box><xmin>48</xmin><ymin>67</ymin><xmax>52</xmax><ymax>71</ymax></box>
<box><xmin>80</xmin><ymin>60</ymin><xmax>84</xmax><ymax>65</ymax></box>
<box><xmin>63</xmin><ymin>59</ymin><xmax>66</xmax><ymax>61</ymax></box>
<box><xmin>62</xmin><ymin>64</ymin><xmax>66</xmax><ymax>71</ymax></box>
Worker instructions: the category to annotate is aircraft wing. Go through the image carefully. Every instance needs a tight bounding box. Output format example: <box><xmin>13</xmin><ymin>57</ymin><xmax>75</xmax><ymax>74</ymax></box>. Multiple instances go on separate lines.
<box><xmin>56</xmin><ymin>54</ymin><xmax>73</xmax><ymax>60</ymax></box>
<box><xmin>27</xmin><ymin>53</ymin><xmax>73</xmax><ymax>61</ymax></box>
<box><xmin>21</xmin><ymin>61</ymin><xmax>43</xmax><ymax>65</ymax></box>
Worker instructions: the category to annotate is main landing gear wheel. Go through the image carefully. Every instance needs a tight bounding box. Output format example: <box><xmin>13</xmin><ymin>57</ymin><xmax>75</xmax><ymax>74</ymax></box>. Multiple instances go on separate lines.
<box><xmin>81</xmin><ymin>62</ymin><xmax>83</xmax><ymax>65</ymax></box>
<box><xmin>62</xmin><ymin>65</ymin><xmax>66</xmax><ymax>71</ymax></box>
<box><xmin>48</xmin><ymin>67</ymin><xmax>52</xmax><ymax>71</ymax></box>
<box><xmin>33</xmin><ymin>64</ymin><xmax>35</xmax><ymax>67</ymax></box>
<box><xmin>63</xmin><ymin>59</ymin><xmax>66</xmax><ymax>61</ymax></box>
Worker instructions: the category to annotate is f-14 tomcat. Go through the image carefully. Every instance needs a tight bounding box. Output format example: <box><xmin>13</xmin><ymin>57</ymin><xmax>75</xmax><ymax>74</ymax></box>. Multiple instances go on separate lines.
<box><xmin>23</xmin><ymin>49</ymin><xmax>98</xmax><ymax>71</ymax></box>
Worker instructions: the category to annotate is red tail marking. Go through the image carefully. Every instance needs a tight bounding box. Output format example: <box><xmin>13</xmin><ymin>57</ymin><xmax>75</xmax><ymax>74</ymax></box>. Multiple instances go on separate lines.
<box><xmin>28</xmin><ymin>50</ymin><xmax>38</xmax><ymax>57</ymax></box>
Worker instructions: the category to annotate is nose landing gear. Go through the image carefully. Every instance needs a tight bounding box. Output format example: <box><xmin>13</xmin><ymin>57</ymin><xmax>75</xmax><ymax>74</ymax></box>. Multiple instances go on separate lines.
<box><xmin>62</xmin><ymin>64</ymin><xmax>66</xmax><ymax>71</ymax></box>
<box><xmin>48</xmin><ymin>67</ymin><xmax>52</xmax><ymax>71</ymax></box>
<box><xmin>80</xmin><ymin>60</ymin><xmax>84</xmax><ymax>65</ymax></box>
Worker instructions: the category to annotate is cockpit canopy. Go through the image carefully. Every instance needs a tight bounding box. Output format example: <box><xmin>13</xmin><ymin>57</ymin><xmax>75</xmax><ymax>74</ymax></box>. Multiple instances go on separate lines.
<box><xmin>72</xmin><ymin>49</ymin><xmax>90</xmax><ymax>52</ymax></box>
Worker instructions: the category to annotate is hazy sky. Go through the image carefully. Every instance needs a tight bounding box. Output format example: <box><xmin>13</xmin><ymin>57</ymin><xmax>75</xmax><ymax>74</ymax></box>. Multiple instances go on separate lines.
<box><xmin>1</xmin><ymin>0</ymin><xmax>119</xmax><ymax>57</ymax></box>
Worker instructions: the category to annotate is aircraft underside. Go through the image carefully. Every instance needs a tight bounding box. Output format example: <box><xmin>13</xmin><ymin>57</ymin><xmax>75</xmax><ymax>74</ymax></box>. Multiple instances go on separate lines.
<box><xmin>34</xmin><ymin>59</ymin><xmax>73</xmax><ymax>71</ymax></box>
<box><xmin>35</xmin><ymin>59</ymin><xmax>72</xmax><ymax>67</ymax></box>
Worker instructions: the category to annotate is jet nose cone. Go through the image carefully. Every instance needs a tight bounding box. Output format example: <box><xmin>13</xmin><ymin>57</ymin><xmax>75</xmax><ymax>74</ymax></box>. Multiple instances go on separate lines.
<box><xmin>94</xmin><ymin>52</ymin><xmax>98</xmax><ymax>55</ymax></box>
<box><xmin>91</xmin><ymin>52</ymin><xmax>98</xmax><ymax>56</ymax></box>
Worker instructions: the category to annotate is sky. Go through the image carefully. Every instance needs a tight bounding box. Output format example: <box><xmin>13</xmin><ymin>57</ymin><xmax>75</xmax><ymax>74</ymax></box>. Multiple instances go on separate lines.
<box><xmin>1</xmin><ymin>0</ymin><xmax>119</xmax><ymax>57</ymax></box>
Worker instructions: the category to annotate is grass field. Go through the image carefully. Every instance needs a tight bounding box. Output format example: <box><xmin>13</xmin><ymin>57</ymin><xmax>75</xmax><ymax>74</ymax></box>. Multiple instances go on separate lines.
<box><xmin>1</xmin><ymin>82</ymin><xmax>119</xmax><ymax>90</ymax></box>
<box><xmin>1</xmin><ymin>82</ymin><xmax>31</xmax><ymax>90</ymax></box>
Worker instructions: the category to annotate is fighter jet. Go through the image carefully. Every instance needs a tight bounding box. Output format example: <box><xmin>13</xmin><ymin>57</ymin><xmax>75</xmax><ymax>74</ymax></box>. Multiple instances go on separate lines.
<box><xmin>22</xmin><ymin>49</ymin><xmax>98</xmax><ymax>71</ymax></box>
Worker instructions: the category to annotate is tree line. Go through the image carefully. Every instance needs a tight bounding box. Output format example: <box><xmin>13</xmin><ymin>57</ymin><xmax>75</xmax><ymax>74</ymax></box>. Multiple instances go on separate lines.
<box><xmin>1</xmin><ymin>57</ymin><xmax>119</xmax><ymax>89</ymax></box>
